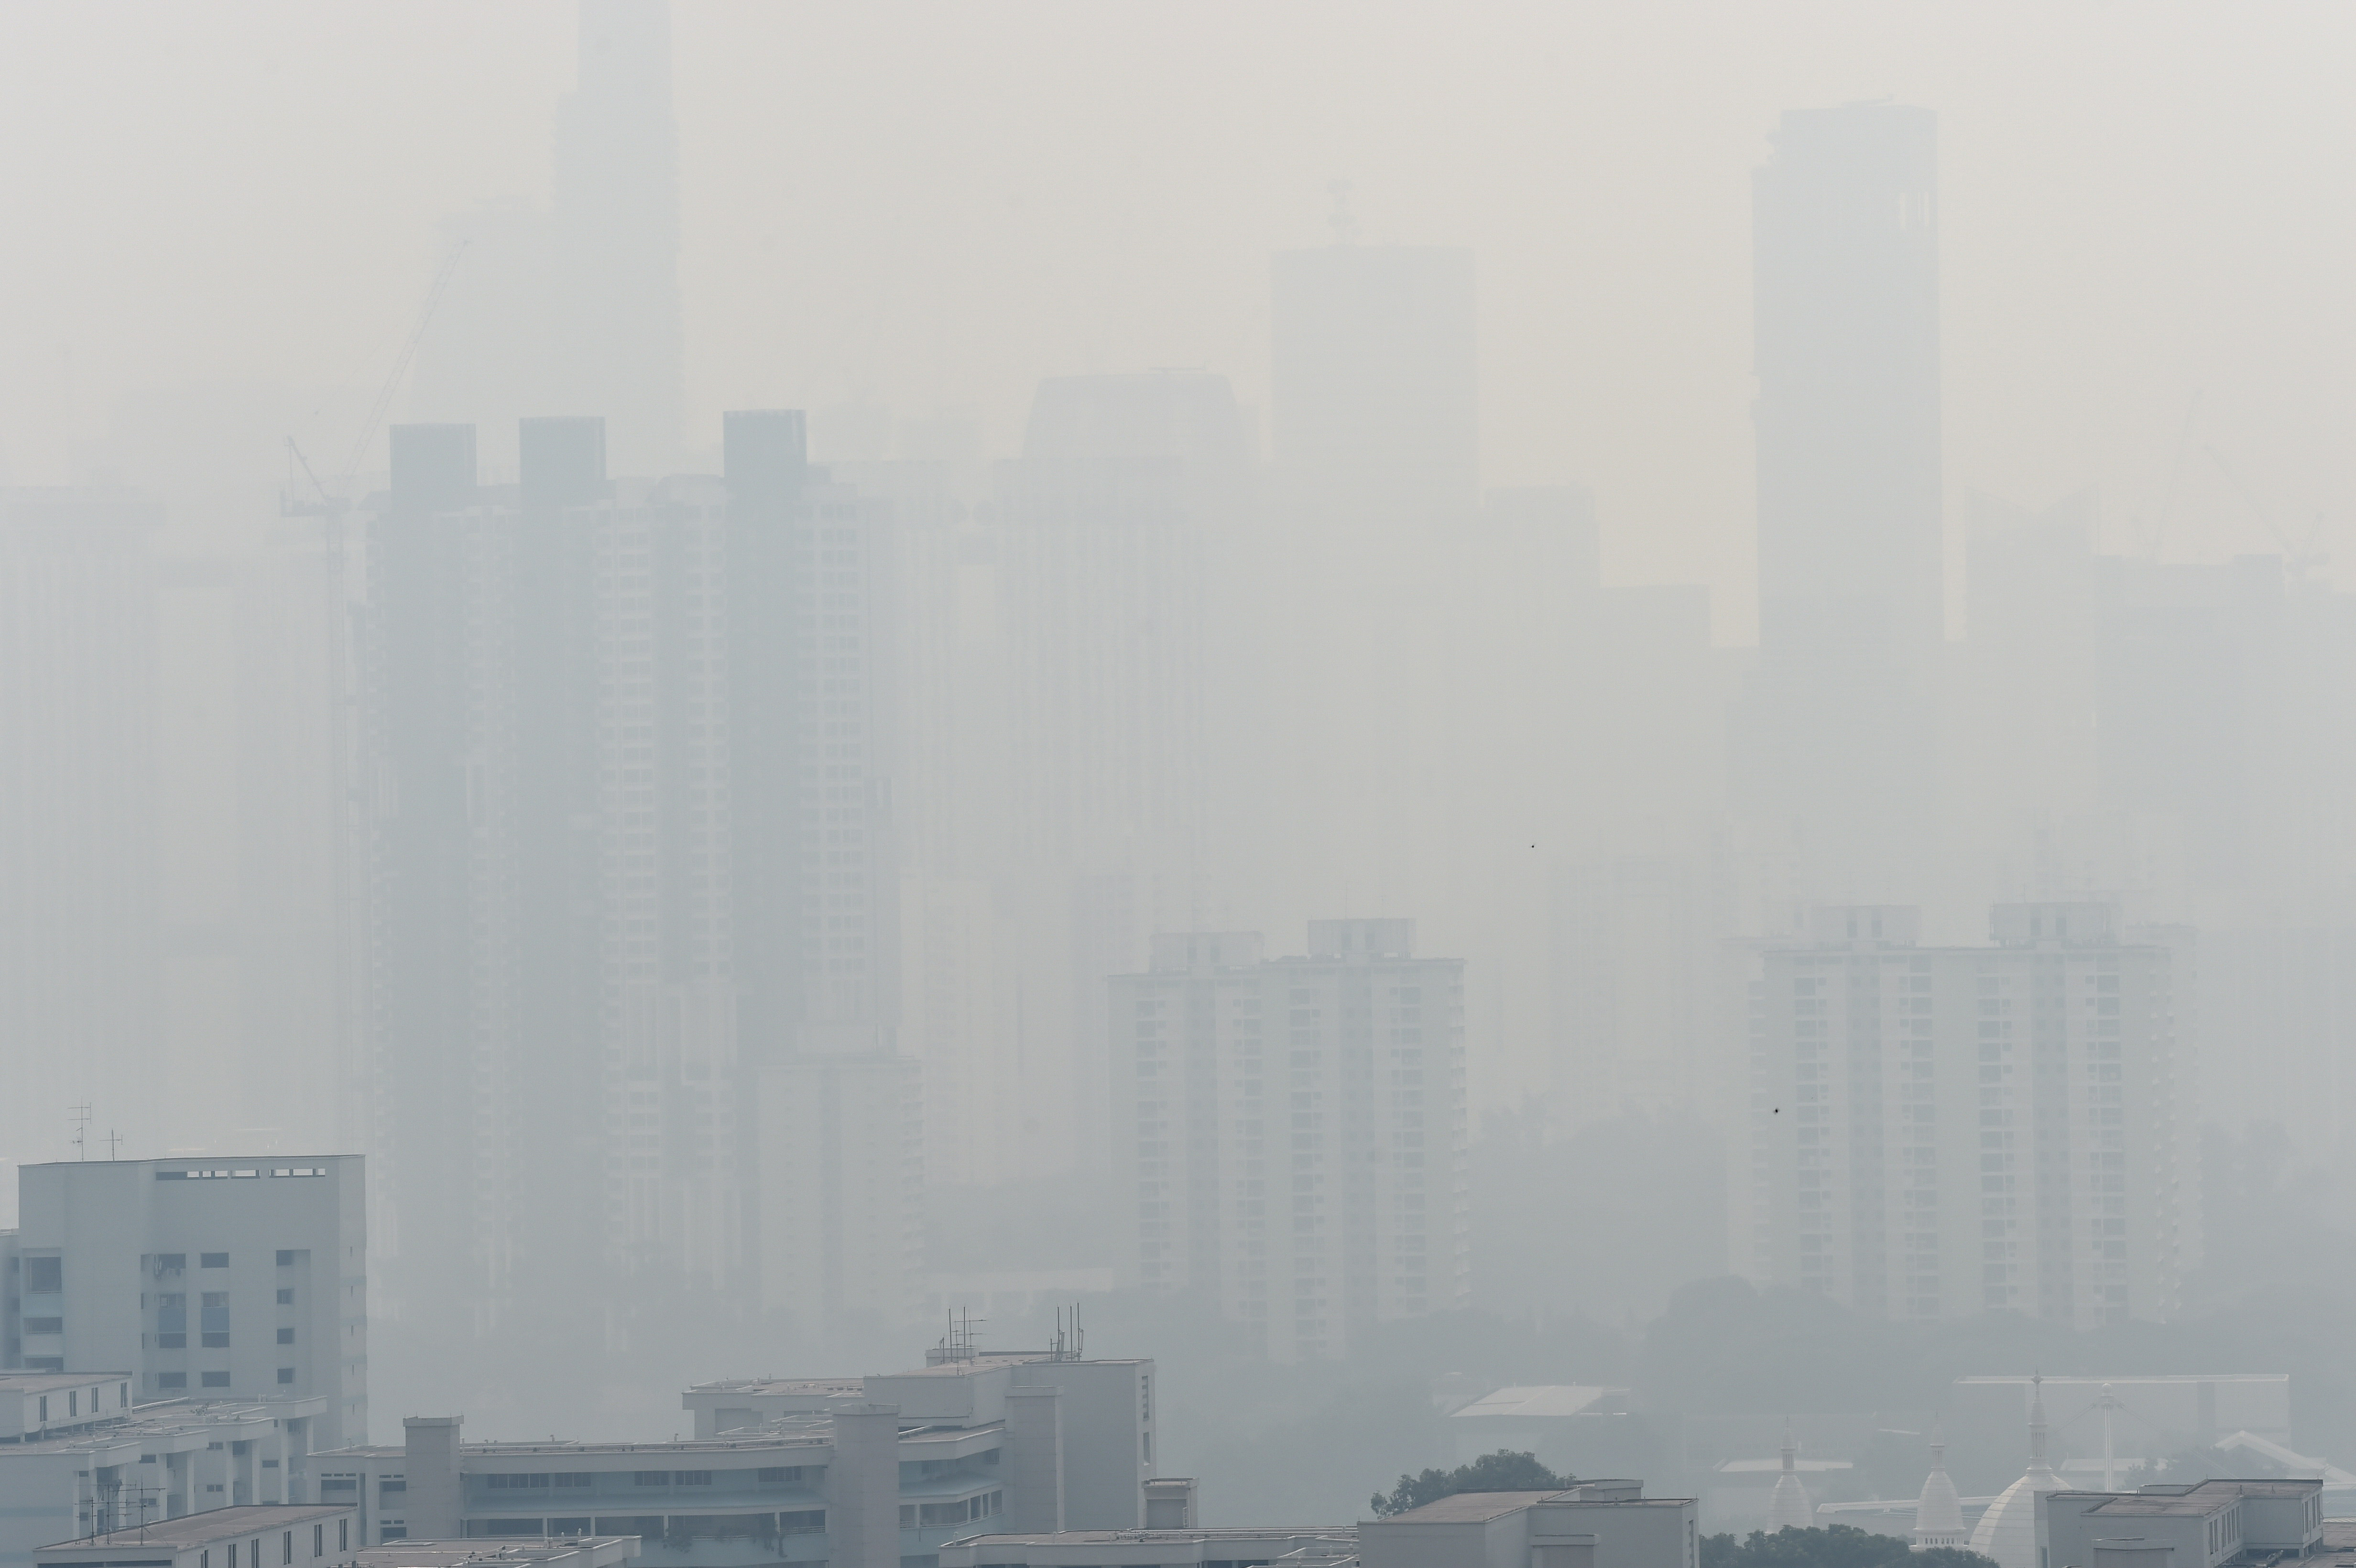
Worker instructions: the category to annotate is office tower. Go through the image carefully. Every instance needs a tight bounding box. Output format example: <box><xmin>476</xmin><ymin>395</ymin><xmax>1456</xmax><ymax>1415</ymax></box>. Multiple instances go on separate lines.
<box><xmin>0</xmin><ymin>488</ymin><xmax>162</xmax><ymax>1165</ymax></box>
<box><xmin>4</xmin><ymin>1155</ymin><xmax>366</xmax><ymax>1450</ymax></box>
<box><xmin>1734</xmin><ymin>104</ymin><xmax>1943</xmax><ymax>895</ymax></box>
<box><xmin>1109</xmin><ymin>922</ymin><xmax>1468</xmax><ymax>1361</ymax></box>
<box><xmin>1738</xmin><ymin>903</ymin><xmax>2195</xmax><ymax>1326</ymax></box>
<box><xmin>408</xmin><ymin>2</ymin><xmax>681</xmax><ymax>472</ymax></box>
<box><xmin>355</xmin><ymin>414</ymin><xmax>914</xmax><ymax>1336</ymax></box>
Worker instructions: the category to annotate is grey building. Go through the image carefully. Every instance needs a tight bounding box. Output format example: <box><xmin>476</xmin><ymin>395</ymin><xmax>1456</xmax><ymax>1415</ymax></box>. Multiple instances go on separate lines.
<box><xmin>0</xmin><ymin>1376</ymin><xmax>336</xmax><ymax>1568</ymax></box>
<box><xmin>1</xmin><ymin>1158</ymin><xmax>363</xmax><ymax>1448</ymax></box>
<box><xmin>1738</xmin><ymin>904</ymin><xmax>2195</xmax><ymax>1326</ymax></box>
<box><xmin>2039</xmin><ymin>1480</ymin><xmax>2323</xmax><ymax>1568</ymax></box>
<box><xmin>31</xmin><ymin>1503</ymin><xmax>360</xmax><ymax>1568</ymax></box>
<box><xmin>355</xmin><ymin>413</ymin><xmax>916</xmax><ymax>1335</ymax></box>
<box><xmin>1109</xmin><ymin>922</ymin><xmax>1469</xmax><ymax>1360</ymax></box>
<box><xmin>312</xmin><ymin>1348</ymin><xmax>1157</xmax><ymax>1568</ymax></box>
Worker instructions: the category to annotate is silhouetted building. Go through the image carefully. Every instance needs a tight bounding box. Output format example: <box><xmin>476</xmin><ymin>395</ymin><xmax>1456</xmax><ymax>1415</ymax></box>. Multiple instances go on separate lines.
<box><xmin>356</xmin><ymin>414</ymin><xmax>915</xmax><ymax>1336</ymax></box>
<box><xmin>1734</xmin><ymin>103</ymin><xmax>1944</xmax><ymax>897</ymax></box>
<box><xmin>1109</xmin><ymin>922</ymin><xmax>1468</xmax><ymax>1360</ymax></box>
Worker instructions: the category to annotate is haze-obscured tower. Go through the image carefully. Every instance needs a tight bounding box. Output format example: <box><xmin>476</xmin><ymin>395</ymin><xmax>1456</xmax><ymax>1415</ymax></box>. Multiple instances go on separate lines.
<box><xmin>408</xmin><ymin>2</ymin><xmax>681</xmax><ymax>472</ymax></box>
<box><xmin>1736</xmin><ymin>104</ymin><xmax>1943</xmax><ymax>894</ymax></box>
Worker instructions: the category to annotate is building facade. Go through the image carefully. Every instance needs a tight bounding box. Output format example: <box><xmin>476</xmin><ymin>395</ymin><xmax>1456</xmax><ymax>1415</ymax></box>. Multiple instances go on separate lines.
<box><xmin>1110</xmin><ymin>921</ymin><xmax>1469</xmax><ymax>1359</ymax></box>
<box><xmin>313</xmin><ymin>1350</ymin><xmax>1156</xmax><ymax>1568</ymax></box>
<box><xmin>1739</xmin><ymin>904</ymin><xmax>2195</xmax><ymax>1326</ymax></box>
<box><xmin>2</xmin><ymin>1158</ymin><xmax>364</xmax><ymax>1449</ymax></box>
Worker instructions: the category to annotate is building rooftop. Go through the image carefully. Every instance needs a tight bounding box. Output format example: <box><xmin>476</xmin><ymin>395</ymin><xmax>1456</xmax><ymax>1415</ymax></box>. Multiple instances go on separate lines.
<box><xmin>685</xmin><ymin>1379</ymin><xmax>863</xmax><ymax>1398</ymax></box>
<box><xmin>43</xmin><ymin>1504</ymin><xmax>350</xmax><ymax>1552</ymax></box>
<box><xmin>943</xmin><ymin>1529</ymin><xmax>1354</xmax><ymax>1547</ymax></box>
<box><xmin>2062</xmin><ymin>1481</ymin><xmax>2314</xmax><ymax>1517</ymax></box>
<box><xmin>1449</xmin><ymin>1386</ymin><xmax>1623</xmax><ymax>1421</ymax></box>
<box><xmin>1378</xmin><ymin>1492</ymin><xmax>1560</xmax><ymax>1524</ymax></box>
<box><xmin>0</xmin><ymin>1373</ymin><xmax>133</xmax><ymax>1395</ymax></box>
<box><xmin>353</xmin><ymin>1539</ymin><xmax>638</xmax><ymax>1568</ymax></box>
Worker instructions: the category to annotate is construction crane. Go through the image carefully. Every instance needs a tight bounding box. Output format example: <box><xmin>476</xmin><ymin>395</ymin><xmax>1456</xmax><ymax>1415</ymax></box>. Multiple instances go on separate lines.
<box><xmin>279</xmin><ymin>239</ymin><xmax>468</xmax><ymax>517</ymax></box>
<box><xmin>2205</xmin><ymin>444</ymin><xmax>2330</xmax><ymax>587</ymax></box>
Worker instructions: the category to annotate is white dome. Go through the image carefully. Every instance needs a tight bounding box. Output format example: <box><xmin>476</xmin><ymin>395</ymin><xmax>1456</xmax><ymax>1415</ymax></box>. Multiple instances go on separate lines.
<box><xmin>1967</xmin><ymin>1461</ymin><xmax>2060</xmax><ymax>1568</ymax></box>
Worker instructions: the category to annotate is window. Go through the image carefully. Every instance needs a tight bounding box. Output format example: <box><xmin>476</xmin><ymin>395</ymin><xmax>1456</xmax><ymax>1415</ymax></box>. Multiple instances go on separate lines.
<box><xmin>276</xmin><ymin>1251</ymin><xmax>300</xmax><ymax>1266</ymax></box>
<box><xmin>229</xmin><ymin>1545</ymin><xmax>238</xmax><ymax>1568</ymax></box>
<box><xmin>380</xmin><ymin>1479</ymin><xmax>407</xmax><ymax>1494</ymax></box>
<box><xmin>202</xmin><ymin>1372</ymin><xmax>231</xmax><ymax>1388</ymax></box>
<box><xmin>278</xmin><ymin>1328</ymin><xmax>295</xmax><ymax>1344</ymax></box>
<box><xmin>24</xmin><ymin>1256</ymin><xmax>61</xmax><ymax>1293</ymax></box>
<box><xmin>633</xmin><ymin>1471</ymin><xmax>671</xmax><ymax>1487</ymax></box>
<box><xmin>119</xmin><ymin>1384</ymin><xmax>129</xmax><ymax>1408</ymax></box>
<box><xmin>156</xmin><ymin>1373</ymin><xmax>188</xmax><ymax>1391</ymax></box>
<box><xmin>372</xmin><ymin>1528</ymin><xmax>398</xmax><ymax>1544</ymax></box>
<box><xmin>22</xmin><ymin>1317</ymin><xmax>62</xmax><ymax>1334</ymax></box>
<box><xmin>37</xmin><ymin>1397</ymin><xmax>47</xmax><ymax>1422</ymax></box>
<box><xmin>757</xmin><ymin>1467</ymin><xmax>800</xmax><ymax>1485</ymax></box>
<box><xmin>675</xmin><ymin>1471</ymin><xmax>712</xmax><ymax>1486</ymax></box>
<box><xmin>69</xmin><ymin>1391</ymin><xmax>77</xmax><ymax>1417</ymax></box>
<box><xmin>283</xmin><ymin>1530</ymin><xmax>293</xmax><ymax>1564</ymax></box>
<box><xmin>276</xmin><ymin>1289</ymin><xmax>294</xmax><ymax>1305</ymax></box>
<box><xmin>200</xmin><ymin>1253</ymin><xmax>229</xmax><ymax>1269</ymax></box>
<box><xmin>552</xmin><ymin>1474</ymin><xmax>589</xmax><ymax>1489</ymax></box>
<box><xmin>157</xmin><ymin>1253</ymin><xmax>186</xmax><ymax>1273</ymax></box>
<box><xmin>312</xmin><ymin>1525</ymin><xmax>323</xmax><ymax>1558</ymax></box>
<box><xmin>277</xmin><ymin>1368</ymin><xmax>296</xmax><ymax>1385</ymax></box>
<box><xmin>320</xmin><ymin>1479</ymin><xmax>357</xmax><ymax>1494</ymax></box>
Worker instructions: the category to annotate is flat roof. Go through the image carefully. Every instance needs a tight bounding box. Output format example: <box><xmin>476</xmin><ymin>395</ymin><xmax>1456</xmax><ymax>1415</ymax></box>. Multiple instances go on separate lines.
<box><xmin>2062</xmin><ymin>1481</ymin><xmax>2316</xmax><ymax>1517</ymax></box>
<box><xmin>0</xmin><ymin>1373</ymin><xmax>132</xmax><ymax>1394</ymax></box>
<box><xmin>353</xmin><ymin>1538</ymin><xmax>637</xmax><ymax>1568</ymax></box>
<box><xmin>1381</xmin><ymin>1491</ymin><xmax>1559</xmax><ymax>1524</ymax></box>
<box><xmin>1451</xmin><ymin>1387</ymin><xmax>1623</xmax><ymax>1421</ymax></box>
<box><xmin>945</xmin><ymin>1529</ymin><xmax>1353</xmax><ymax>1546</ymax></box>
<box><xmin>685</xmin><ymin>1380</ymin><xmax>862</xmax><ymax>1397</ymax></box>
<box><xmin>44</xmin><ymin>1505</ymin><xmax>350</xmax><ymax>1552</ymax></box>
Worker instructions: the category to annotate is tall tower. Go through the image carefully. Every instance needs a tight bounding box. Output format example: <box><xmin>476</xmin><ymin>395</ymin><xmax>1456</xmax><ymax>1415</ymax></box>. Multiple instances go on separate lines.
<box><xmin>552</xmin><ymin>0</ymin><xmax>683</xmax><ymax>472</ymax></box>
<box><xmin>1737</xmin><ymin>104</ymin><xmax>1943</xmax><ymax>895</ymax></box>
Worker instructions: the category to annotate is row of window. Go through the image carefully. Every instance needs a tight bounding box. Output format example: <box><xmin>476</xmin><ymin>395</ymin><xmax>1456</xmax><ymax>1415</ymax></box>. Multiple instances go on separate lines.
<box><xmin>152</xmin><ymin>1370</ymin><xmax>298</xmax><ymax>1389</ymax></box>
<box><xmin>193</xmin><ymin>1520</ymin><xmax>347</xmax><ymax>1568</ymax></box>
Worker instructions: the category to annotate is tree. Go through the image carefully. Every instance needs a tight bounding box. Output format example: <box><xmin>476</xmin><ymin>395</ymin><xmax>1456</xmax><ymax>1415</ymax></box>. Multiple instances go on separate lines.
<box><xmin>1701</xmin><ymin>1526</ymin><xmax>1997</xmax><ymax>1568</ymax></box>
<box><xmin>1369</xmin><ymin>1450</ymin><xmax>1571</xmax><ymax>1517</ymax></box>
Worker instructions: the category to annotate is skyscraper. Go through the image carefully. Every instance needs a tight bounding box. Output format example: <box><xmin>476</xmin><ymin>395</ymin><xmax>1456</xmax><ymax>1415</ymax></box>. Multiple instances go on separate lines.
<box><xmin>1735</xmin><ymin>104</ymin><xmax>1944</xmax><ymax>894</ymax></box>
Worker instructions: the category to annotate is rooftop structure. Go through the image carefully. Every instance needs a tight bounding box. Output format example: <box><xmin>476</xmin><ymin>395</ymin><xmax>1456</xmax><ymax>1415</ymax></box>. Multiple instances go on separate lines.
<box><xmin>1361</xmin><ymin>1482</ymin><xmax>1696</xmax><ymax>1568</ymax></box>
<box><xmin>1767</xmin><ymin>1426</ymin><xmax>1812</xmax><ymax>1532</ymax></box>
<box><xmin>1911</xmin><ymin>1429</ymin><xmax>1964</xmax><ymax>1551</ymax></box>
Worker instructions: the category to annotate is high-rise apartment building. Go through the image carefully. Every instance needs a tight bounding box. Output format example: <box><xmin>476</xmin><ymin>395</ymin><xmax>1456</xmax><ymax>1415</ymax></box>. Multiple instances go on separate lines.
<box><xmin>1109</xmin><ymin>922</ymin><xmax>1468</xmax><ymax>1360</ymax></box>
<box><xmin>354</xmin><ymin>414</ymin><xmax>915</xmax><ymax>1336</ymax></box>
<box><xmin>1738</xmin><ymin>904</ymin><xmax>2196</xmax><ymax>1327</ymax></box>
<box><xmin>1734</xmin><ymin>103</ymin><xmax>1944</xmax><ymax>895</ymax></box>
<box><xmin>1</xmin><ymin>1155</ymin><xmax>365</xmax><ymax>1450</ymax></box>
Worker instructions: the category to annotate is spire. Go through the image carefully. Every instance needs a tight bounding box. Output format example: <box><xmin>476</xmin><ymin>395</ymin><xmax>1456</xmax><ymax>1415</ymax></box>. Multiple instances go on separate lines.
<box><xmin>1912</xmin><ymin>1420</ymin><xmax>1965</xmax><ymax>1551</ymax></box>
<box><xmin>1769</xmin><ymin>1418</ymin><xmax>1814</xmax><ymax>1532</ymax></box>
<box><xmin>2030</xmin><ymin>1372</ymin><xmax>2049</xmax><ymax>1466</ymax></box>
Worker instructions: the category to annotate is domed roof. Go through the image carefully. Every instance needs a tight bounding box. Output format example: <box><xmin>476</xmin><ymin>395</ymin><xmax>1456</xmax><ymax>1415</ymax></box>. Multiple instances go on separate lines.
<box><xmin>1769</xmin><ymin>1421</ymin><xmax>1814</xmax><ymax>1532</ymax></box>
<box><xmin>1913</xmin><ymin>1429</ymin><xmax>1966</xmax><ymax>1550</ymax></box>
<box><xmin>1970</xmin><ymin>1377</ymin><xmax>2062</xmax><ymax>1568</ymax></box>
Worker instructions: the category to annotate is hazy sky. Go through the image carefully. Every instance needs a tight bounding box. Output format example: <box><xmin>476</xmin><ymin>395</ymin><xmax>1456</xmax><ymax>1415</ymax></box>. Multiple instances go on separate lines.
<box><xmin>1</xmin><ymin>2</ymin><xmax>2349</xmax><ymax>637</ymax></box>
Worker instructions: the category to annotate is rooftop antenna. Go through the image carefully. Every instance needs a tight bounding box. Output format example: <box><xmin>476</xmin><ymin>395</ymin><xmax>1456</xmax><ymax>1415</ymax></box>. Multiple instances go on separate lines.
<box><xmin>70</xmin><ymin>1102</ymin><xmax>91</xmax><ymax>1160</ymax></box>
<box><xmin>1326</xmin><ymin>179</ymin><xmax>1358</xmax><ymax>246</ymax></box>
<box><xmin>104</xmin><ymin>1130</ymin><xmax>123</xmax><ymax>1161</ymax></box>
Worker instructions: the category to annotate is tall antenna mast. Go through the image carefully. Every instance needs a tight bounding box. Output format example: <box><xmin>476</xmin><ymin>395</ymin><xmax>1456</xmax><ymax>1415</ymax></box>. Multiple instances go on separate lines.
<box><xmin>70</xmin><ymin>1102</ymin><xmax>91</xmax><ymax>1160</ymax></box>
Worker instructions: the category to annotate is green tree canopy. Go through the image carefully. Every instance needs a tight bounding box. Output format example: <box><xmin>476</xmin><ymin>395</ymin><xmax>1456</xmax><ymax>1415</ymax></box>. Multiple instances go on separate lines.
<box><xmin>1701</xmin><ymin>1526</ymin><xmax>1996</xmax><ymax>1568</ymax></box>
<box><xmin>1369</xmin><ymin>1450</ymin><xmax>1571</xmax><ymax>1517</ymax></box>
